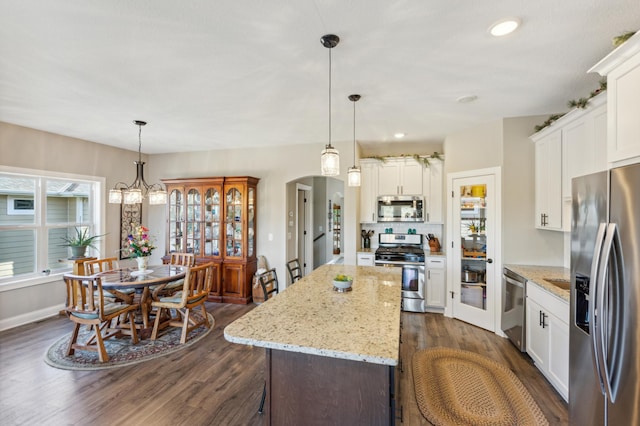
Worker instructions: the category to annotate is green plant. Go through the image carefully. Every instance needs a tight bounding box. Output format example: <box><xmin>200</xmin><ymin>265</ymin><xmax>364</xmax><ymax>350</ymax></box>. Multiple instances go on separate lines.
<box><xmin>61</xmin><ymin>227</ymin><xmax>105</xmax><ymax>249</ymax></box>
<box><xmin>334</xmin><ymin>274</ymin><xmax>353</xmax><ymax>282</ymax></box>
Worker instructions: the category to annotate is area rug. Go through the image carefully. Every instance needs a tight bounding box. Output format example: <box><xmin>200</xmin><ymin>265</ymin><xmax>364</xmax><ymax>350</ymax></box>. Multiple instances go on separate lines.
<box><xmin>44</xmin><ymin>313</ymin><xmax>214</xmax><ymax>371</ymax></box>
<box><xmin>412</xmin><ymin>347</ymin><xmax>548</xmax><ymax>426</ymax></box>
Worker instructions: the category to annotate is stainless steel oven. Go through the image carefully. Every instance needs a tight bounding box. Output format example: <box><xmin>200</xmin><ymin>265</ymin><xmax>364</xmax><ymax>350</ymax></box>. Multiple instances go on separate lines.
<box><xmin>375</xmin><ymin>233</ymin><xmax>426</xmax><ymax>313</ymax></box>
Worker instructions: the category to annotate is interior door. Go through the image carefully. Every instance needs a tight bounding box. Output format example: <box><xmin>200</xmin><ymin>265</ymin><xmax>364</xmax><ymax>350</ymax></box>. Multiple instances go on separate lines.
<box><xmin>451</xmin><ymin>174</ymin><xmax>496</xmax><ymax>331</ymax></box>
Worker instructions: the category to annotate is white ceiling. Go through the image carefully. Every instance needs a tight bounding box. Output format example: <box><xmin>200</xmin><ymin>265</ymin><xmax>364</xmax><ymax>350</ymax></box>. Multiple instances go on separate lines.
<box><xmin>1</xmin><ymin>1</ymin><xmax>639</xmax><ymax>154</ymax></box>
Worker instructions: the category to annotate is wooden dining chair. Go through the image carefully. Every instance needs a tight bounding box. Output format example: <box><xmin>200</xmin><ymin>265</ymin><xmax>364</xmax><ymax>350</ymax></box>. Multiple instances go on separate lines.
<box><xmin>84</xmin><ymin>257</ymin><xmax>135</xmax><ymax>304</ymax></box>
<box><xmin>62</xmin><ymin>273</ymin><xmax>139</xmax><ymax>362</ymax></box>
<box><xmin>151</xmin><ymin>252</ymin><xmax>197</xmax><ymax>300</ymax></box>
<box><xmin>286</xmin><ymin>258</ymin><xmax>303</xmax><ymax>284</ymax></box>
<box><xmin>256</xmin><ymin>268</ymin><xmax>279</xmax><ymax>414</ymax></box>
<box><xmin>150</xmin><ymin>262</ymin><xmax>214</xmax><ymax>344</ymax></box>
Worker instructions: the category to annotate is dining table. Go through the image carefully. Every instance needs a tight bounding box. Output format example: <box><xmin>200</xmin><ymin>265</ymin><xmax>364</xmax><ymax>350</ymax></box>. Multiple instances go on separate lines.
<box><xmin>97</xmin><ymin>264</ymin><xmax>187</xmax><ymax>337</ymax></box>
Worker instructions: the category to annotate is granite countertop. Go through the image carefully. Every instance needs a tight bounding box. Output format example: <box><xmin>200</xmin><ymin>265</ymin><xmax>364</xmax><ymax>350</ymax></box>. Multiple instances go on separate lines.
<box><xmin>224</xmin><ymin>264</ymin><xmax>402</xmax><ymax>366</ymax></box>
<box><xmin>504</xmin><ymin>264</ymin><xmax>570</xmax><ymax>302</ymax></box>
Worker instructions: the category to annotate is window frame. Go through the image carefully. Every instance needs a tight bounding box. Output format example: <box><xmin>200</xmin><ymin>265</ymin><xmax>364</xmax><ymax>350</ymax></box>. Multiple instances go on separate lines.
<box><xmin>0</xmin><ymin>165</ymin><xmax>105</xmax><ymax>290</ymax></box>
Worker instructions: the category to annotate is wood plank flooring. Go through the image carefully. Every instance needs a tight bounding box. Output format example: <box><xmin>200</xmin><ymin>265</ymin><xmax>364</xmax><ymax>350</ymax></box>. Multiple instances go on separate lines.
<box><xmin>0</xmin><ymin>303</ymin><xmax>568</xmax><ymax>425</ymax></box>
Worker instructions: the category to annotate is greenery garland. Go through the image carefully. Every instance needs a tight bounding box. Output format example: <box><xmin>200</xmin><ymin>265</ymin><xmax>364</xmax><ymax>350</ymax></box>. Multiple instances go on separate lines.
<box><xmin>362</xmin><ymin>152</ymin><xmax>443</xmax><ymax>168</ymax></box>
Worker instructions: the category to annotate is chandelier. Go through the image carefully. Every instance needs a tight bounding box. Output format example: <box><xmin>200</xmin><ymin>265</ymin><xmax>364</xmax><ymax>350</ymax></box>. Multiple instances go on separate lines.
<box><xmin>320</xmin><ymin>34</ymin><xmax>340</xmax><ymax>177</ymax></box>
<box><xmin>347</xmin><ymin>94</ymin><xmax>361</xmax><ymax>187</ymax></box>
<box><xmin>108</xmin><ymin>120</ymin><xmax>167</xmax><ymax>205</ymax></box>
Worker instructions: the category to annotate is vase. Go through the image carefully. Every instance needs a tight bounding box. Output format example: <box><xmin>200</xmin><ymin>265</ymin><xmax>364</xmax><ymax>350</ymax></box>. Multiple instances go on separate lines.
<box><xmin>136</xmin><ymin>256</ymin><xmax>148</xmax><ymax>272</ymax></box>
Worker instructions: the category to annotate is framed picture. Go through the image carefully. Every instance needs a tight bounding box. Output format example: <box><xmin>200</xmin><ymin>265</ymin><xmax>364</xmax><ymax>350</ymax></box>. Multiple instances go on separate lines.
<box><xmin>120</xmin><ymin>203</ymin><xmax>142</xmax><ymax>259</ymax></box>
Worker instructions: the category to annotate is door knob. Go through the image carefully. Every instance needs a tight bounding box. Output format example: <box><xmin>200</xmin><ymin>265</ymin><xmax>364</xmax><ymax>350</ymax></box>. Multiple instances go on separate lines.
<box><xmin>486</xmin><ymin>258</ymin><xmax>493</xmax><ymax>263</ymax></box>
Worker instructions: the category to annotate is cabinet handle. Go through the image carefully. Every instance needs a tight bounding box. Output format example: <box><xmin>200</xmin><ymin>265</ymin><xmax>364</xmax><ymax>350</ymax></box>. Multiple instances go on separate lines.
<box><xmin>539</xmin><ymin>310</ymin><xmax>543</xmax><ymax>327</ymax></box>
<box><xmin>541</xmin><ymin>312</ymin><xmax>548</xmax><ymax>329</ymax></box>
<box><xmin>427</xmin><ymin>270</ymin><xmax>431</xmax><ymax>279</ymax></box>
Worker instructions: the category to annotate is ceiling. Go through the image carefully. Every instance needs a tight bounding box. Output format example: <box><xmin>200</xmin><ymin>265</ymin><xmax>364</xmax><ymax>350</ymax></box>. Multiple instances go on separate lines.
<box><xmin>1</xmin><ymin>1</ymin><xmax>639</xmax><ymax>155</ymax></box>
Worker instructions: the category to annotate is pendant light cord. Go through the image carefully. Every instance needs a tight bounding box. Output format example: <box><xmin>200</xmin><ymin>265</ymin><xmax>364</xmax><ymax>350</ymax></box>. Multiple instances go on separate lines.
<box><xmin>137</xmin><ymin>123</ymin><xmax>143</xmax><ymax>163</ymax></box>
<box><xmin>352</xmin><ymin>99</ymin><xmax>356</xmax><ymax>165</ymax></box>
<box><xmin>328</xmin><ymin>46</ymin><xmax>332</xmax><ymax>148</ymax></box>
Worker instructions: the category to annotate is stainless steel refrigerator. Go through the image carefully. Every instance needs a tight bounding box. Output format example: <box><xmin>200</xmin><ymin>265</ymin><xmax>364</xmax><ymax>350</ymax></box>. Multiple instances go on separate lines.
<box><xmin>570</xmin><ymin>165</ymin><xmax>640</xmax><ymax>425</ymax></box>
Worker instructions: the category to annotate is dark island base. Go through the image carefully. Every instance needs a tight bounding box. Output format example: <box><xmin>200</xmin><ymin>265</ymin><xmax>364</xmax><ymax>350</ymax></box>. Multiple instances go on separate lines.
<box><xmin>264</xmin><ymin>348</ymin><xmax>395</xmax><ymax>425</ymax></box>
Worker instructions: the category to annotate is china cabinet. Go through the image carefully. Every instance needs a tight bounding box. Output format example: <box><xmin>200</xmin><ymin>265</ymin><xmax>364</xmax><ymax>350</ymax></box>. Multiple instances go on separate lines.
<box><xmin>162</xmin><ymin>176</ymin><xmax>259</xmax><ymax>304</ymax></box>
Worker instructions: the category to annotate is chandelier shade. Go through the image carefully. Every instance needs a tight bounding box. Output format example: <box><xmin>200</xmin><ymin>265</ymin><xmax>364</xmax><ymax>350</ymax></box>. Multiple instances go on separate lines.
<box><xmin>320</xmin><ymin>34</ymin><xmax>340</xmax><ymax>177</ymax></box>
<box><xmin>108</xmin><ymin>120</ymin><xmax>167</xmax><ymax>205</ymax></box>
<box><xmin>347</xmin><ymin>94</ymin><xmax>361</xmax><ymax>187</ymax></box>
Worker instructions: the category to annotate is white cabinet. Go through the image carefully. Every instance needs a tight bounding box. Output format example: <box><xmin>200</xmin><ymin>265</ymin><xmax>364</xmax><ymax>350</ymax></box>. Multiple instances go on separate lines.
<box><xmin>359</xmin><ymin>160</ymin><xmax>378</xmax><ymax>223</ymax></box>
<box><xmin>526</xmin><ymin>282</ymin><xmax>569</xmax><ymax>401</ymax></box>
<box><xmin>378</xmin><ymin>158</ymin><xmax>423</xmax><ymax>195</ymax></box>
<box><xmin>356</xmin><ymin>252</ymin><xmax>375</xmax><ymax>266</ymax></box>
<box><xmin>532</xmin><ymin>129</ymin><xmax>563</xmax><ymax>230</ymax></box>
<box><xmin>423</xmin><ymin>159</ymin><xmax>443</xmax><ymax>223</ymax></box>
<box><xmin>425</xmin><ymin>256</ymin><xmax>445</xmax><ymax>310</ymax></box>
<box><xmin>589</xmin><ymin>32</ymin><xmax>640</xmax><ymax>165</ymax></box>
<box><xmin>532</xmin><ymin>93</ymin><xmax>607</xmax><ymax>232</ymax></box>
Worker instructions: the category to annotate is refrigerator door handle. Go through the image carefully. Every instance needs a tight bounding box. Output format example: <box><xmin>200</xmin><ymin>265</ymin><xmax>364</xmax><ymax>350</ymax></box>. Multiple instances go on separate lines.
<box><xmin>598</xmin><ymin>223</ymin><xmax>624</xmax><ymax>404</ymax></box>
<box><xmin>589</xmin><ymin>222</ymin><xmax>607</xmax><ymax>394</ymax></box>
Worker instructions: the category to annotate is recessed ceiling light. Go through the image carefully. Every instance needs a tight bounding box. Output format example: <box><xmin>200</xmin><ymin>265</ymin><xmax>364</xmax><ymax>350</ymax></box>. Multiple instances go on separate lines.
<box><xmin>489</xmin><ymin>18</ymin><xmax>521</xmax><ymax>36</ymax></box>
<box><xmin>457</xmin><ymin>95</ymin><xmax>478</xmax><ymax>104</ymax></box>
<box><xmin>394</xmin><ymin>133</ymin><xmax>405</xmax><ymax>139</ymax></box>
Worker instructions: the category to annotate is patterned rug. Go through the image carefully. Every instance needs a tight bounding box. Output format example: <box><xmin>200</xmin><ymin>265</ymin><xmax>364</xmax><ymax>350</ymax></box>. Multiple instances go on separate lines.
<box><xmin>413</xmin><ymin>347</ymin><xmax>548</xmax><ymax>426</ymax></box>
<box><xmin>45</xmin><ymin>313</ymin><xmax>214</xmax><ymax>370</ymax></box>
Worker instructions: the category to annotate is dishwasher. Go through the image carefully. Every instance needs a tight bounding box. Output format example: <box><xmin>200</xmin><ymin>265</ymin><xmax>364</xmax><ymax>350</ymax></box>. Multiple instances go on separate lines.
<box><xmin>501</xmin><ymin>268</ymin><xmax>527</xmax><ymax>351</ymax></box>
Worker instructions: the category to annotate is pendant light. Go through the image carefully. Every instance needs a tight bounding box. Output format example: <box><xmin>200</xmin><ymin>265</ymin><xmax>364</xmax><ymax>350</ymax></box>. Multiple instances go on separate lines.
<box><xmin>347</xmin><ymin>94</ymin><xmax>361</xmax><ymax>187</ymax></box>
<box><xmin>320</xmin><ymin>34</ymin><xmax>340</xmax><ymax>176</ymax></box>
<box><xmin>108</xmin><ymin>120</ymin><xmax>167</xmax><ymax>205</ymax></box>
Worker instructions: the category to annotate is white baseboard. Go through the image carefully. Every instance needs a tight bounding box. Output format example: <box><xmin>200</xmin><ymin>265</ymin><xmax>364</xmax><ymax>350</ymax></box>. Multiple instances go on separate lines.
<box><xmin>0</xmin><ymin>304</ymin><xmax>64</xmax><ymax>332</ymax></box>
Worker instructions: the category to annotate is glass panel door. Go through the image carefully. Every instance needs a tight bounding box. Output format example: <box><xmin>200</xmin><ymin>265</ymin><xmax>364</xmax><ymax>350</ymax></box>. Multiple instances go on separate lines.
<box><xmin>168</xmin><ymin>189</ymin><xmax>184</xmax><ymax>253</ymax></box>
<box><xmin>186</xmin><ymin>188</ymin><xmax>201</xmax><ymax>254</ymax></box>
<box><xmin>204</xmin><ymin>188</ymin><xmax>221</xmax><ymax>257</ymax></box>
<box><xmin>226</xmin><ymin>187</ymin><xmax>243</xmax><ymax>257</ymax></box>
<box><xmin>452</xmin><ymin>174</ymin><xmax>496</xmax><ymax>332</ymax></box>
<box><xmin>248</xmin><ymin>187</ymin><xmax>255</xmax><ymax>257</ymax></box>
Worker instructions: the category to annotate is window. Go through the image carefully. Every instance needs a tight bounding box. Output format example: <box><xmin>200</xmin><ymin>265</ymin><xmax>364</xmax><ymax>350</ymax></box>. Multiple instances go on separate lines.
<box><xmin>0</xmin><ymin>168</ymin><xmax>104</xmax><ymax>283</ymax></box>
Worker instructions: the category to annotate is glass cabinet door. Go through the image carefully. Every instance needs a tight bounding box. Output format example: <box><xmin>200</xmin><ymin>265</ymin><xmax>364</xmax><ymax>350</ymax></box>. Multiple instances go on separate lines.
<box><xmin>248</xmin><ymin>187</ymin><xmax>255</xmax><ymax>257</ymax></box>
<box><xmin>204</xmin><ymin>187</ymin><xmax>221</xmax><ymax>257</ymax></box>
<box><xmin>226</xmin><ymin>187</ymin><xmax>243</xmax><ymax>257</ymax></box>
<box><xmin>186</xmin><ymin>188</ymin><xmax>202</xmax><ymax>255</ymax></box>
<box><xmin>168</xmin><ymin>189</ymin><xmax>184</xmax><ymax>253</ymax></box>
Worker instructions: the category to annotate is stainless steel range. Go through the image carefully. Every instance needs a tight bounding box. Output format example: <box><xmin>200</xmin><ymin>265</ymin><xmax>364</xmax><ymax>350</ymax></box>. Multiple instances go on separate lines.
<box><xmin>374</xmin><ymin>233</ymin><xmax>426</xmax><ymax>313</ymax></box>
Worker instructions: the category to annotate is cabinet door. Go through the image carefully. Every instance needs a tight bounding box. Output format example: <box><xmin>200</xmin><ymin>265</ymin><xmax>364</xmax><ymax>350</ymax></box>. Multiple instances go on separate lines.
<box><xmin>222</xmin><ymin>262</ymin><xmax>244</xmax><ymax>297</ymax></box>
<box><xmin>562</xmin><ymin>118</ymin><xmax>588</xmax><ymax>199</ymax></box>
<box><xmin>224</xmin><ymin>185</ymin><xmax>244</xmax><ymax>259</ymax></box>
<box><xmin>548</xmin><ymin>313</ymin><xmax>569</xmax><ymax>400</ymax></box>
<box><xmin>425</xmin><ymin>262</ymin><xmax>445</xmax><ymax>308</ymax></box>
<box><xmin>526</xmin><ymin>297</ymin><xmax>548</xmax><ymax>369</ymax></box>
<box><xmin>360</xmin><ymin>161</ymin><xmax>378</xmax><ymax>223</ymax></box>
<box><xmin>607</xmin><ymin>52</ymin><xmax>640</xmax><ymax>164</ymax></box>
<box><xmin>167</xmin><ymin>187</ymin><xmax>185</xmax><ymax>253</ymax></box>
<box><xmin>203</xmin><ymin>186</ymin><xmax>222</xmax><ymax>257</ymax></box>
<box><xmin>425</xmin><ymin>160</ymin><xmax>443</xmax><ymax>223</ymax></box>
<box><xmin>185</xmin><ymin>186</ymin><xmax>203</xmax><ymax>255</ymax></box>
<box><xmin>400</xmin><ymin>160</ymin><xmax>423</xmax><ymax>195</ymax></box>
<box><xmin>534</xmin><ymin>130</ymin><xmax>562</xmax><ymax>230</ymax></box>
<box><xmin>378</xmin><ymin>161</ymin><xmax>400</xmax><ymax>195</ymax></box>
<box><xmin>208</xmin><ymin>261</ymin><xmax>222</xmax><ymax>297</ymax></box>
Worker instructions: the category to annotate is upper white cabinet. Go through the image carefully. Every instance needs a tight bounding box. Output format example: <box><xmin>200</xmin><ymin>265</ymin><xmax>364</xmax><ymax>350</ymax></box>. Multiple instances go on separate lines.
<box><xmin>589</xmin><ymin>32</ymin><xmax>640</xmax><ymax>165</ymax></box>
<box><xmin>359</xmin><ymin>160</ymin><xmax>378</xmax><ymax>223</ymax></box>
<box><xmin>531</xmin><ymin>93</ymin><xmax>607</xmax><ymax>232</ymax></box>
<box><xmin>423</xmin><ymin>159</ymin><xmax>443</xmax><ymax>223</ymax></box>
<box><xmin>378</xmin><ymin>158</ymin><xmax>423</xmax><ymax>195</ymax></box>
<box><xmin>533</xmin><ymin>129</ymin><xmax>563</xmax><ymax>230</ymax></box>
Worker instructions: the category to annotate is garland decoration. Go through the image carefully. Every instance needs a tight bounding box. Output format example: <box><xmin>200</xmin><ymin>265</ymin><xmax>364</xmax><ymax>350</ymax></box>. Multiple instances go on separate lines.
<box><xmin>534</xmin><ymin>78</ymin><xmax>607</xmax><ymax>133</ymax></box>
<box><xmin>362</xmin><ymin>152</ymin><xmax>443</xmax><ymax>168</ymax></box>
<box><xmin>613</xmin><ymin>31</ymin><xmax>636</xmax><ymax>48</ymax></box>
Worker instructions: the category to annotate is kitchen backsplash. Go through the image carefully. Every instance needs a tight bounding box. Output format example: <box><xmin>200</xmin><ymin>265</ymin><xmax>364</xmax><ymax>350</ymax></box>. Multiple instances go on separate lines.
<box><xmin>359</xmin><ymin>222</ymin><xmax>444</xmax><ymax>252</ymax></box>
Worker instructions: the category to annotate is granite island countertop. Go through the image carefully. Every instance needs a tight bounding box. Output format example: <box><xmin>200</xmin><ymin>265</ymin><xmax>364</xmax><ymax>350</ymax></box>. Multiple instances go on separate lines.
<box><xmin>504</xmin><ymin>264</ymin><xmax>570</xmax><ymax>302</ymax></box>
<box><xmin>224</xmin><ymin>264</ymin><xmax>402</xmax><ymax>366</ymax></box>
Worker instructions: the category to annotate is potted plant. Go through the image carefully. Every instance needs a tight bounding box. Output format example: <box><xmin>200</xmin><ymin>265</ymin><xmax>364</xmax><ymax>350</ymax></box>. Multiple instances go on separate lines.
<box><xmin>61</xmin><ymin>227</ymin><xmax>105</xmax><ymax>259</ymax></box>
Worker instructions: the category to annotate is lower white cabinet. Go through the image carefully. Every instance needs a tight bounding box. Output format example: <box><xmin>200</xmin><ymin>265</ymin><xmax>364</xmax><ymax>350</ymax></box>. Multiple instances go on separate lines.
<box><xmin>356</xmin><ymin>252</ymin><xmax>375</xmax><ymax>266</ymax></box>
<box><xmin>525</xmin><ymin>282</ymin><xmax>569</xmax><ymax>401</ymax></box>
<box><xmin>425</xmin><ymin>257</ymin><xmax>445</xmax><ymax>309</ymax></box>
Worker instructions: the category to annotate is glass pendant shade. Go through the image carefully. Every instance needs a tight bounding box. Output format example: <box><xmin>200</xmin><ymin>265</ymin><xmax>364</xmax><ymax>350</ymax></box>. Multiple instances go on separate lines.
<box><xmin>321</xmin><ymin>146</ymin><xmax>340</xmax><ymax>176</ymax></box>
<box><xmin>348</xmin><ymin>166</ymin><xmax>361</xmax><ymax>187</ymax></box>
<box><xmin>123</xmin><ymin>188</ymin><xmax>143</xmax><ymax>204</ymax></box>
<box><xmin>109</xmin><ymin>189</ymin><xmax>123</xmax><ymax>204</ymax></box>
<box><xmin>148</xmin><ymin>189</ymin><xmax>168</xmax><ymax>205</ymax></box>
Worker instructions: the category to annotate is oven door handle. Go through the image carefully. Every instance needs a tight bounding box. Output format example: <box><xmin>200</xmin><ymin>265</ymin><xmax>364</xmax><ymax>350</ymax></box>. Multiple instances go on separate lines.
<box><xmin>375</xmin><ymin>260</ymin><xmax>424</xmax><ymax>266</ymax></box>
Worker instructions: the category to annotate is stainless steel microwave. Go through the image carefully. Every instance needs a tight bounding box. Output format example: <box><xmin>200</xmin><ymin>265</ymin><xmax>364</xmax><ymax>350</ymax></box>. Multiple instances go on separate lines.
<box><xmin>377</xmin><ymin>195</ymin><xmax>424</xmax><ymax>222</ymax></box>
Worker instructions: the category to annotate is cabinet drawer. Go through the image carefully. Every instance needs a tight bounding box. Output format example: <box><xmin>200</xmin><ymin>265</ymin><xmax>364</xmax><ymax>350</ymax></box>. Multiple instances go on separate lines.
<box><xmin>527</xmin><ymin>281</ymin><xmax>568</xmax><ymax>323</ymax></box>
<box><xmin>426</xmin><ymin>257</ymin><xmax>445</xmax><ymax>269</ymax></box>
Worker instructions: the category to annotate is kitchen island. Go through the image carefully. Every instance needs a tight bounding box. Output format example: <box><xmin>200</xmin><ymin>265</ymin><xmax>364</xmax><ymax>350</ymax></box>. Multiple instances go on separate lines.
<box><xmin>224</xmin><ymin>264</ymin><xmax>402</xmax><ymax>425</ymax></box>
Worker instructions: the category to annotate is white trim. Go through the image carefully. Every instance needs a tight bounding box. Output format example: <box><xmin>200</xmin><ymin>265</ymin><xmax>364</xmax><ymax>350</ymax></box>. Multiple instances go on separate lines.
<box><xmin>0</xmin><ymin>303</ymin><xmax>64</xmax><ymax>332</ymax></box>
<box><xmin>0</xmin><ymin>273</ymin><xmax>65</xmax><ymax>293</ymax></box>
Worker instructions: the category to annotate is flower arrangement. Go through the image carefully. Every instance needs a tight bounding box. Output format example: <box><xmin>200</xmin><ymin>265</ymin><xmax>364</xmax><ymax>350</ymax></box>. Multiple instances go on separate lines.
<box><xmin>126</xmin><ymin>225</ymin><xmax>155</xmax><ymax>257</ymax></box>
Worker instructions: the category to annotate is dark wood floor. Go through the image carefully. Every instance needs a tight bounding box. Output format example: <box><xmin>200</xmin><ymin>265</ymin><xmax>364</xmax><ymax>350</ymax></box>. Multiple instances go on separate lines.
<box><xmin>0</xmin><ymin>303</ymin><xmax>568</xmax><ymax>425</ymax></box>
